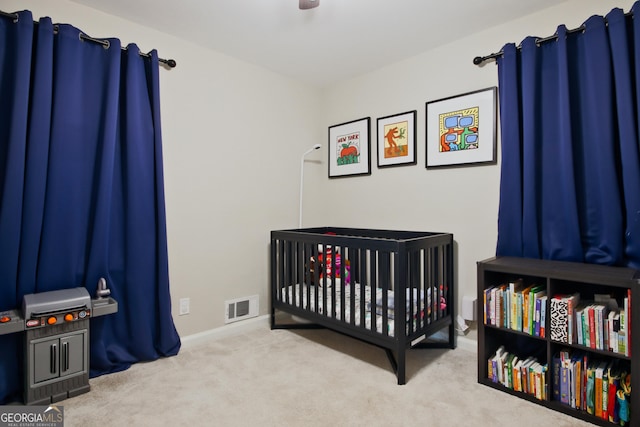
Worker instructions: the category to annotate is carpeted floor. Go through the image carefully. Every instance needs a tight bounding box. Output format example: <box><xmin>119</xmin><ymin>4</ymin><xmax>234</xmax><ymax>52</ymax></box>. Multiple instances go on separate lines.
<box><xmin>62</xmin><ymin>318</ymin><xmax>593</xmax><ymax>426</ymax></box>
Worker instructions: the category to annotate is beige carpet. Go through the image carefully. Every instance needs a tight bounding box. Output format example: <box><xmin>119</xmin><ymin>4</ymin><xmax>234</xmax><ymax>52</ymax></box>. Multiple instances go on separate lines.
<box><xmin>62</xmin><ymin>318</ymin><xmax>592</xmax><ymax>427</ymax></box>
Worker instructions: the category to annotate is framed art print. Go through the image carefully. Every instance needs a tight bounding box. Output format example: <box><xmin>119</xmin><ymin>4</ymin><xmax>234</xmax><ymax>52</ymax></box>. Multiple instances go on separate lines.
<box><xmin>425</xmin><ymin>87</ymin><xmax>497</xmax><ymax>168</ymax></box>
<box><xmin>328</xmin><ymin>117</ymin><xmax>371</xmax><ymax>178</ymax></box>
<box><xmin>376</xmin><ymin>110</ymin><xmax>416</xmax><ymax>168</ymax></box>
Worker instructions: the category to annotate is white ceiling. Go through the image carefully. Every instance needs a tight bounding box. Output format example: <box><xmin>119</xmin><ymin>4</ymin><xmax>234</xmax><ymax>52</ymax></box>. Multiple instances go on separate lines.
<box><xmin>70</xmin><ymin>0</ymin><xmax>565</xmax><ymax>88</ymax></box>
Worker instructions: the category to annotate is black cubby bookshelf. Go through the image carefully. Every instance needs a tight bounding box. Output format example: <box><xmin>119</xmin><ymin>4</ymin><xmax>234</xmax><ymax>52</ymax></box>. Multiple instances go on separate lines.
<box><xmin>477</xmin><ymin>256</ymin><xmax>639</xmax><ymax>426</ymax></box>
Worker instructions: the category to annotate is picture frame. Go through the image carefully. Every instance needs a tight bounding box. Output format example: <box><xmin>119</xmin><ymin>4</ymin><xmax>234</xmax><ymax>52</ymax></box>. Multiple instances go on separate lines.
<box><xmin>425</xmin><ymin>86</ymin><xmax>497</xmax><ymax>168</ymax></box>
<box><xmin>376</xmin><ymin>110</ymin><xmax>417</xmax><ymax>168</ymax></box>
<box><xmin>328</xmin><ymin>117</ymin><xmax>371</xmax><ymax>178</ymax></box>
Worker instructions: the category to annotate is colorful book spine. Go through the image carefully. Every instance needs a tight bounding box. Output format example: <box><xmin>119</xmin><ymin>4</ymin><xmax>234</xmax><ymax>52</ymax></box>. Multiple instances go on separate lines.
<box><xmin>539</xmin><ymin>295</ymin><xmax>547</xmax><ymax>338</ymax></box>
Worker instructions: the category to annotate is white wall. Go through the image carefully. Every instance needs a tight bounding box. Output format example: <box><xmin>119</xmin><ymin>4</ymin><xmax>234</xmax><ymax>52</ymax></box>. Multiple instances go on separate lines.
<box><xmin>306</xmin><ymin>0</ymin><xmax>637</xmax><ymax>337</ymax></box>
<box><xmin>0</xmin><ymin>0</ymin><xmax>322</xmax><ymax>336</ymax></box>
<box><xmin>1</xmin><ymin>0</ymin><xmax>635</xmax><ymax>340</ymax></box>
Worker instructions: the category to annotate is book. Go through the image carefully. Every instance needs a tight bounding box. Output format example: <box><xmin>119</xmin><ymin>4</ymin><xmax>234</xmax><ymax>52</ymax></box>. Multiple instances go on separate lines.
<box><xmin>552</xmin><ymin>353</ymin><xmax>561</xmax><ymax>401</ymax></box>
<box><xmin>627</xmin><ymin>288</ymin><xmax>631</xmax><ymax>357</ymax></box>
<box><xmin>539</xmin><ymin>295</ymin><xmax>547</xmax><ymax>338</ymax></box>
<box><xmin>533</xmin><ymin>362</ymin><xmax>546</xmax><ymax>400</ymax></box>
<box><xmin>607</xmin><ymin>310</ymin><xmax>615</xmax><ymax>352</ymax></box>
<box><xmin>505</xmin><ymin>353</ymin><xmax>516</xmax><ymax>388</ymax></box>
<box><xmin>623</xmin><ymin>295</ymin><xmax>629</xmax><ymax>357</ymax></box>
<box><xmin>483</xmin><ymin>287</ymin><xmax>492</xmax><ymax>325</ymax></box>
<box><xmin>571</xmin><ymin>352</ymin><xmax>583</xmax><ymax>410</ymax></box>
<box><xmin>490</xmin><ymin>286</ymin><xmax>498</xmax><ymax>326</ymax></box>
<box><xmin>594</xmin><ymin>361</ymin><xmax>607</xmax><ymax>418</ymax></box>
<box><xmin>507</xmin><ymin>354</ymin><xmax>518</xmax><ymax>389</ymax></box>
<box><xmin>619</xmin><ymin>309</ymin><xmax>626</xmax><ymax>356</ymax></box>
<box><xmin>550</xmin><ymin>296</ymin><xmax>569</xmax><ymax>343</ymax></box>
<box><xmin>534</xmin><ymin>297</ymin><xmax>542</xmax><ymax>337</ymax></box>
<box><xmin>594</xmin><ymin>304</ymin><xmax>605</xmax><ymax>350</ymax></box>
<box><xmin>601</xmin><ymin>361</ymin><xmax>609</xmax><ymax>420</ymax></box>
<box><xmin>566</xmin><ymin>293</ymin><xmax>580</xmax><ymax>344</ymax></box>
<box><xmin>588</xmin><ymin>304</ymin><xmax>596</xmax><ymax>349</ymax></box>
<box><xmin>521</xmin><ymin>356</ymin><xmax>536</xmax><ymax>394</ymax></box>
<box><xmin>581</xmin><ymin>353</ymin><xmax>589</xmax><ymax>411</ymax></box>
<box><xmin>509</xmin><ymin>279</ymin><xmax>524</xmax><ymax>330</ymax></box>
<box><xmin>513</xmin><ymin>358</ymin><xmax>523</xmax><ymax>392</ymax></box>
<box><xmin>529</xmin><ymin>286</ymin><xmax>545</xmax><ymax>335</ymax></box>
<box><xmin>519</xmin><ymin>284</ymin><xmax>536</xmax><ymax>332</ymax></box>
<box><xmin>586</xmin><ymin>361</ymin><xmax>596</xmax><ymax>415</ymax></box>
<box><xmin>612</xmin><ymin>312</ymin><xmax>620</xmax><ymax>353</ymax></box>
<box><xmin>490</xmin><ymin>346</ymin><xmax>505</xmax><ymax>383</ymax></box>
<box><xmin>529</xmin><ymin>361</ymin><xmax>540</xmax><ymax>398</ymax></box>
<box><xmin>560</xmin><ymin>350</ymin><xmax>570</xmax><ymax>405</ymax></box>
<box><xmin>574</xmin><ymin>304</ymin><xmax>585</xmax><ymax>346</ymax></box>
<box><xmin>550</xmin><ymin>293</ymin><xmax>579</xmax><ymax>343</ymax></box>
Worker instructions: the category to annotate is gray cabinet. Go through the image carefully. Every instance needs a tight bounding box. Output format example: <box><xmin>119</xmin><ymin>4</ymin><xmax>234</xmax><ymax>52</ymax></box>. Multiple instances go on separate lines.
<box><xmin>30</xmin><ymin>330</ymin><xmax>87</xmax><ymax>385</ymax></box>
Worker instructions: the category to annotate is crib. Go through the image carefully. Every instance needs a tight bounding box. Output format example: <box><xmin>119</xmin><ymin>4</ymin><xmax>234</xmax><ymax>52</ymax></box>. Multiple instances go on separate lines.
<box><xmin>270</xmin><ymin>227</ymin><xmax>456</xmax><ymax>384</ymax></box>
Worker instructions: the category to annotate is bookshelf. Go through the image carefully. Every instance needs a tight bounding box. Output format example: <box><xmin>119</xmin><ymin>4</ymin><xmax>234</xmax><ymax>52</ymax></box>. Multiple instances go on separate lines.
<box><xmin>477</xmin><ymin>256</ymin><xmax>639</xmax><ymax>426</ymax></box>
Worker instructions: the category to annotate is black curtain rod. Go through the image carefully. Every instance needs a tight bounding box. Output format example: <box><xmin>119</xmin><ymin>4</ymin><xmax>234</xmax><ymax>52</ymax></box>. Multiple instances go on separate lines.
<box><xmin>473</xmin><ymin>9</ymin><xmax>633</xmax><ymax>66</ymax></box>
<box><xmin>0</xmin><ymin>9</ymin><xmax>176</xmax><ymax>68</ymax></box>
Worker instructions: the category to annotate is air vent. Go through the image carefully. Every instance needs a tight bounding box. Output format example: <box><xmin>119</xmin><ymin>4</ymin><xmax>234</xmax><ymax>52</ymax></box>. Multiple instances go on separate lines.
<box><xmin>224</xmin><ymin>295</ymin><xmax>258</xmax><ymax>324</ymax></box>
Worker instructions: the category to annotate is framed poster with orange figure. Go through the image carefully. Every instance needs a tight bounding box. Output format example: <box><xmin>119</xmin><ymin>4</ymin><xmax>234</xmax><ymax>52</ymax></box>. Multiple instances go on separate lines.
<box><xmin>328</xmin><ymin>117</ymin><xmax>371</xmax><ymax>178</ymax></box>
<box><xmin>376</xmin><ymin>110</ymin><xmax>417</xmax><ymax>168</ymax></box>
<box><xmin>425</xmin><ymin>87</ymin><xmax>497</xmax><ymax>168</ymax></box>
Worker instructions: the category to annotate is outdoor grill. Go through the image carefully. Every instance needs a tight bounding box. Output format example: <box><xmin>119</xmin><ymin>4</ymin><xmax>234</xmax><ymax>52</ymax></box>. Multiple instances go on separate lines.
<box><xmin>0</xmin><ymin>281</ymin><xmax>117</xmax><ymax>405</ymax></box>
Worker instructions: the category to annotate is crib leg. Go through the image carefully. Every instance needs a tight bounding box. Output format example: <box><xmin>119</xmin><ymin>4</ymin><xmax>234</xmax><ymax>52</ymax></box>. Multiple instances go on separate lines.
<box><xmin>384</xmin><ymin>348</ymin><xmax>406</xmax><ymax>385</ymax></box>
<box><xmin>448</xmin><ymin>321</ymin><xmax>457</xmax><ymax>349</ymax></box>
<box><xmin>396</xmin><ymin>347</ymin><xmax>406</xmax><ymax>385</ymax></box>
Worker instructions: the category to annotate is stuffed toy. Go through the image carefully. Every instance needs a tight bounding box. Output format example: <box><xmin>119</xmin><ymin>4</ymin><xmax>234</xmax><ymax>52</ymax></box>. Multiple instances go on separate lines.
<box><xmin>309</xmin><ymin>233</ymin><xmax>350</xmax><ymax>286</ymax></box>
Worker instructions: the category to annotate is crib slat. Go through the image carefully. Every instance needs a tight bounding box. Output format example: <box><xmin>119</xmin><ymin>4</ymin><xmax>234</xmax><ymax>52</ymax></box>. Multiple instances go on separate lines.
<box><xmin>380</xmin><ymin>250</ymin><xmax>390</xmax><ymax>337</ymax></box>
<box><xmin>360</xmin><ymin>250</ymin><xmax>378</xmax><ymax>330</ymax></box>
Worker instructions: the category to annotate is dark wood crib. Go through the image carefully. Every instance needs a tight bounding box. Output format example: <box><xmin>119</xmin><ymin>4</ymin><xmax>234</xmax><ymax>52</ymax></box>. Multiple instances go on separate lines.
<box><xmin>270</xmin><ymin>227</ymin><xmax>456</xmax><ymax>384</ymax></box>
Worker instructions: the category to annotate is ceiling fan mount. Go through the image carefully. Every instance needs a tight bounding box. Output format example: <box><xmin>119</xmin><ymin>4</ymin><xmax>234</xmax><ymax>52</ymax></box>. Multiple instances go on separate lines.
<box><xmin>299</xmin><ymin>0</ymin><xmax>319</xmax><ymax>10</ymax></box>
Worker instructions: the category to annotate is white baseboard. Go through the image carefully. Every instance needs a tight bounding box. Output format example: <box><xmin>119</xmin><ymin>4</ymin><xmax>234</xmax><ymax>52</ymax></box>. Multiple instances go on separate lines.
<box><xmin>181</xmin><ymin>313</ymin><xmax>477</xmax><ymax>354</ymax></box>
<box><xmin>180</xmin><ymin>314</ymin><xmax>270</xmax><ymax>349</ymax></box>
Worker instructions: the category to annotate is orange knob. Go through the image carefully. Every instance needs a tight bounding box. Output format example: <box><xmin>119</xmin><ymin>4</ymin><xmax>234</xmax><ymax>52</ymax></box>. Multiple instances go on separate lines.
<box><xmin>64</xmin><ymin>313</ymin><xmax>74</xmax><ymax>322</ymax></box>
<box><xmin>0</xmin><ymin>316</ymin><xmax>9</xmax><ymax>323</ymax></box>
<box><xmin>47</xmin><ymin>316</ymin><xmax>57</xmax><ymax>325</ymax></box>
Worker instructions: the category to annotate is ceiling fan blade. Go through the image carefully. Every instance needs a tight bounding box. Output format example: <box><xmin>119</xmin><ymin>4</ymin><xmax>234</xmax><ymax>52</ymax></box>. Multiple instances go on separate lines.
<box><xmin>299</xmin><ymin>0</ymin><xmax>319</xmax><ymax>10</ymax></box>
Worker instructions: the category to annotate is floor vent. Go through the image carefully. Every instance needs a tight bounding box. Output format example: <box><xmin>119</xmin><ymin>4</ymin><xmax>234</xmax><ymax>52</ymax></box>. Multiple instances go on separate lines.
<box><xmin>224</xmin><ymin>295</ymin><xmax>259</xmax><ymax>323</ymax></box>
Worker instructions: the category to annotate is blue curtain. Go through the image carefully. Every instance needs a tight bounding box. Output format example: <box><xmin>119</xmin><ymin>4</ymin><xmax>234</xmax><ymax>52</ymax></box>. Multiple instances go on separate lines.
<box><xmin>496</xmin><ymin>3</ymin><xmax>640</xmax><ymax>269</ymax></box>
<box><xmin>0</xmin><ymin>11</ymin><xmax>181</xmax><ymax>403</ymax></box>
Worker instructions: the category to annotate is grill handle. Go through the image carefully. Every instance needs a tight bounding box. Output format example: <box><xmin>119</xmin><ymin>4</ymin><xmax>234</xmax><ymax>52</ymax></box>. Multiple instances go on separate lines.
<box><xmin>50</xmin><ymin>343</ymin><xmax>57</xmax><ymax>374</ymax></box>
<box><xmin>62</xmin><ymin>341</ymin><xmax>69</xmax><ymax>372</ymax></box>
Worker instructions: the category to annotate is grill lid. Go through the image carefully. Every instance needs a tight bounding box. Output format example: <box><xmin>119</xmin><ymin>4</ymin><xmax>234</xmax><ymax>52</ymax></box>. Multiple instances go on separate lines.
<box><xmin>22</xmin><ymin>287</ymin><xmax>91</xmax><ymax>319</ymax></box>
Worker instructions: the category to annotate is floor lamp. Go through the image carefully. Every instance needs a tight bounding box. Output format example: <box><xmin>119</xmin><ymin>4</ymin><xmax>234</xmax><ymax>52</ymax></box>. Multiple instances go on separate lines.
<box><xmin>299</xmin><ymin>144</ymin><xmax>321</xmax><ymax>228</ymax></box>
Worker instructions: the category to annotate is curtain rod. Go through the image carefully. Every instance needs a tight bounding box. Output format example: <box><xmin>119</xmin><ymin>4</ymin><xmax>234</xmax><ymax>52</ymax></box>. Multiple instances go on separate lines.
<box><xmin>0</xmin><ymin>10</ymin><xmax>176</xmax><ymax>68</ymax></box>
<box><xmin>473</xmin><ymin>9</ymin><xmax>632</xmax><ymax>66</ymax></box>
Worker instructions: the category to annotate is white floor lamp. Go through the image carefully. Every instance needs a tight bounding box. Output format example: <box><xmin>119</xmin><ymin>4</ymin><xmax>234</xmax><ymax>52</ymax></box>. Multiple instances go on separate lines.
<box><xmin>299</xmin><ymin>143</ymin><xmax>321</xmax><ymax>228</ymax></box>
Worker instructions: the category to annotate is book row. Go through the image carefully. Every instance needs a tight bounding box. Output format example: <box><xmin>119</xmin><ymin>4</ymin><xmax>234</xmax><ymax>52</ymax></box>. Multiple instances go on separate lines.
<box><xmin>483</xmin><ymin>282</ymin><xmax>632</xmax><ymax>356</ymax></box>
<box><xmin>487</xmin><ymin>345</ymin><xmax>548</xmax><ymax>401</ymax></box>
<box><xmin>483</xmin><ymin>280</ymin><xmax>547</xmax><ymax>337</ymax></box>
<box><xmin>552</xmin><ymin>349</ymin><xmax>631</xmax><ymax>425</ymax></box>
<box><xmin>487</xmin><ymin>347</ymin><xmax>632</xmax><ymax>425</ymax></box>
<box><xmin>550</xmin><ymin>291</ymin><xmax>631</xmax><ymax>356</ymax></box>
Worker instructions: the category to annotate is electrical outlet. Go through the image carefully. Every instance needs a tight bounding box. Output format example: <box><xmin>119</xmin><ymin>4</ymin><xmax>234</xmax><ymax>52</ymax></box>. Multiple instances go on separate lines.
<box><xmin>179</xmin><ymin>298</ymin><xmax>190</xmax><ymax>315</ymax></box>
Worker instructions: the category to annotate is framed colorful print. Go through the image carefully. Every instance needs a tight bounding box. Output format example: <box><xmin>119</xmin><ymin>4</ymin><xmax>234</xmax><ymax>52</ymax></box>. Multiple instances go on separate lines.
<box><xmin>425</xmin><ymin>86</ymin><xmax>497</xmax><ymax>168</ymax></box>
<box><xmin>328</xmin><ymin>117</ymin><xmax>371</xmax><ymax>178</ymax></box>
<box><xmin>376</xmin><ymin>110</ymin><xmax>417</xmax><ymax>168</ymax></box>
